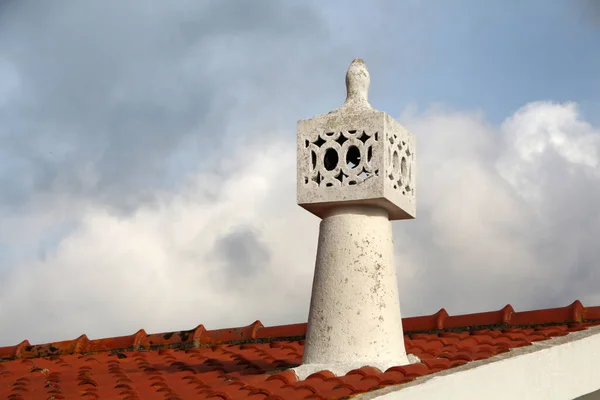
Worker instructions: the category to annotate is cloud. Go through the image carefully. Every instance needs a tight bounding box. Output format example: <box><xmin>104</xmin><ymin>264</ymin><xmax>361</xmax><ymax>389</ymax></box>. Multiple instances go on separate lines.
<box><xmin>0</xmin><ymin>0</ymin><xmax>331</xmax><ymax>213</ymax></box>
<box><xmin>2</xmin><ymin>101</ymin><xmax>600</xmax><ymax>346</ymax></box>
<box><xmin>1</xmin><ymin>1</ymin><xmax>600</xmax><ymax>348</ymax></box>
<box><xmin>577</xmin><ymin>0</ymin><xmax>600</xmax><ymax>26</ymax></box>
<box><xmin>395</xmin><ymin>101</ymin><xmax>600</xmax><ymax>316</ymax></box>
<box><xmin>0</xmin><ymin>0</ymin><xmax>332</xmax><ymax>345</ymax></box>
<box><xmin>0</xmin><ymin>140</ymin><xmax>317</xmax><ymax>345</ymax></box>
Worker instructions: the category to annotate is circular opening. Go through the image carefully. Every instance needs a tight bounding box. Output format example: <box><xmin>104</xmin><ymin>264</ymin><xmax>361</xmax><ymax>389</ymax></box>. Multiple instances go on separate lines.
<box><xmin>346</xmin><ymin>145</ymin><xmax>361</xmax><ymax>169</ymax></box>
<box><xmin>323</xmin><ymin>148</ymin><xmax>339</xmax><ymax>171</ymax></box>
<box><xmin>392</xmin><ymin>150</ymin><xmax>399</xmax><ymax>174</ymax></box>
<box><xmin>311</xmin><ymin>151</ymin><xmax>317</xmax><ymax>170</ymax></box>
<box><xmin>401</xmin><ymin>156</ymin><xmax>407</xmax><ymax>178</ymax></box>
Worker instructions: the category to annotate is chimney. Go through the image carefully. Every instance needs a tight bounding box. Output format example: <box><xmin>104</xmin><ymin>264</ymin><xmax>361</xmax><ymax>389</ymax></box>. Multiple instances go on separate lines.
<box><xmin>294</xmin><ymin>59</ymin><xmax>416</xmax><ymax>378</ymax></box>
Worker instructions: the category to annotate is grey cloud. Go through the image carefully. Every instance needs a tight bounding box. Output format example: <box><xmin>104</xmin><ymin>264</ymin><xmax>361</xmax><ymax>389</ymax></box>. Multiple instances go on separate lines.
<box><xmin>211</xmin><ymin>226</ymin><xmax>271</xmax><ymax>285</ymax></box>
<box><xmin>0</xmin><ymin>0</ymin><xmax>328</xmax><ymax>213</ymax></box>
<box><xmin>577</xmin><ymin>0</ymin><xmax>600</xmax><ymax>26</ymax></box>
<box><xmin>528</xmin><ymin>149</ymin><xmax>600</xmax><ymax>305</ymax></box>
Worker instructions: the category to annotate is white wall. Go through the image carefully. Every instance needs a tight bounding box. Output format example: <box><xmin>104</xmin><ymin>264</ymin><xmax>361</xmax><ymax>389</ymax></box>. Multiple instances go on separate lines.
<box><xmin>355</xmin><ymin>325</ymin><xmax>600</xmax><ymax>400</ymax></box>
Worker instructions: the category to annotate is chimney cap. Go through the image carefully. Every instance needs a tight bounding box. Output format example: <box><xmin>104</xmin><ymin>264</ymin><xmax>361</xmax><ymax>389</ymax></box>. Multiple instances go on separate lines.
<box><xmin>297</xmin><ymin>58</ymin><xmax>416</xmax><ymax>220</ymax></box>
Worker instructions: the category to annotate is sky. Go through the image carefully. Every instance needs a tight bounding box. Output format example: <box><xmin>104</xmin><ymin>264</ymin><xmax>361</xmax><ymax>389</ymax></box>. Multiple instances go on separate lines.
<box><xmin>0</xmin><ymin>0</ymin><xmax>599</xmax><ymax>346</ymax></box>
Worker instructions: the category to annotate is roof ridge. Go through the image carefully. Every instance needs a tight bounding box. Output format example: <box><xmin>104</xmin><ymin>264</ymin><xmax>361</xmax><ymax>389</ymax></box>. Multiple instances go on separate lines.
<box><xmin>2</xmin><ymin>301</ymin><xmax>599</xmax><ymax>362</ymax></box>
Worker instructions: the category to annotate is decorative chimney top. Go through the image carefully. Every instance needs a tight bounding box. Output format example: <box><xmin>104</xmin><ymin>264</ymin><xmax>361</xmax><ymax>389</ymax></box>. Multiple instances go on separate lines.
<box><xmin>293</xmin><ymin>59</ymin><xmax>416</xmax><ymax>379</ymax></box>
<box><xmin>297</xmin><ymin>58</ymin><xmax>416</xmax><ymax>221</ymax></box>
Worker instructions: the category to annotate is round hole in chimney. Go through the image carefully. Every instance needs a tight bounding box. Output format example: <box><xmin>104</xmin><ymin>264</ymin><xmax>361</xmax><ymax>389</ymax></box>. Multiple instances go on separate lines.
<box><xmin>323</xmin><ymin>148</ymin><xmax>339</xmax><ymax>171</ymax></box>
<box><xmin>401</xmin><ymin>156</ymin><xmax>407</xmax><ymax>178</ymax></box>
<box><xmin>346</xmin><ymin>145</ymin><xmax>361</xmax><ymax>169</ymax></box>
<box><xmin>311</xmin><ymin>151</ymin><xmax>317</xmax><ymax>170</ymax></box>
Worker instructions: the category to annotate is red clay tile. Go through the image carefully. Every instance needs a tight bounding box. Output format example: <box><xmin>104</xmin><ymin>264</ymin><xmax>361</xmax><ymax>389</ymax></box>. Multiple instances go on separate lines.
<box><xmin>305</xmin><ymin>370</ymin><xmax>335</xmax><ymax>381</ymax></box>
<box><xmin>1</xmin><ymin>301</ymin><xmax>600</xmax><ymax>399</ymax></box>
<box><xmin>444</xmin><ymin>305</ymin><xmax>514</xmax><ymax>329</ymax></box>
<box><xmin>386</xmin><ymin>362</ymin><xmax>430</xmax><ymax>377</ymax></box>
<box><xmin>255</xmin><ymin>324</ymin><xmax>307</xmax><ymax>339</ymax></box>
<box><xmin>0</xmin><ymin>341</ymin><xmax>30</xmax><ymax>361</ymax></box>
<box><xmin>583</xmin><ymin>306</ymin><xmax>600</xmax><ymax>320</ymax></box>
<box><xmin>201</xmin><ymin>321</ymin><xmax>264</xmax><ymax>344</ymax></box>
<box><xmin>509</xmin><ymin>301</ymin><xmax>584</xmax><ymax>325</ymax></box>
<box><xmin>403</xmin><ymin>308</ymin><xmax>449</xmax><ymax>331</ymax></box>
<box><xmin>346</xmin><ymin>366</ymin><xmax>382</xmax><ymax>376</ymax></box>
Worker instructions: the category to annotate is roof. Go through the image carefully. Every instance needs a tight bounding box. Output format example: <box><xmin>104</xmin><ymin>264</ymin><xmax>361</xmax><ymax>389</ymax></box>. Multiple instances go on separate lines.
<box><xmin>1</xmin><ymin>301</ymin><xmax>599</xmax><ymax>400</ymax></box>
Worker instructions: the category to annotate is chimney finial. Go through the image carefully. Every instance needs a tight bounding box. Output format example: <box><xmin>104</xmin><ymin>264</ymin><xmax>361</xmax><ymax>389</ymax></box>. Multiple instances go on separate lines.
<box><xmin>343</xmin><ymin>58</ymin><xmax>371</xmax><ymax>109</ymax></box>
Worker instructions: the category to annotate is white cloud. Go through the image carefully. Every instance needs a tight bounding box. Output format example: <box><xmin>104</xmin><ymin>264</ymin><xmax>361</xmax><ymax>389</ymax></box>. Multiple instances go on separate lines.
<box><xmin>1</xmin><ymin>101</ymin><xmax>600</xmax><ymax>347</ymax></box>
<box><xmin>0</xmin><ymin>139</ymin><xmax>318</xmax><ymax>345</ymax></box>
<box><xmin>396</xmin><ymin>101</ymin><xmax>600</xmax><ymax>316</ymax></box>
<box><xmin>498</xmin><ymin>102</ymin><xmax>600</xmax><ymax>205</ymax></box>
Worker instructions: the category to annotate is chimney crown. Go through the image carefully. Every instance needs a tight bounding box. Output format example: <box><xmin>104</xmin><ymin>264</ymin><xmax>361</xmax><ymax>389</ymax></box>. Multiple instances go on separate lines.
<box><xmin>297</xmin><ymin>59</ymin><xmax>416</xmax><ymax>220</ymax></box>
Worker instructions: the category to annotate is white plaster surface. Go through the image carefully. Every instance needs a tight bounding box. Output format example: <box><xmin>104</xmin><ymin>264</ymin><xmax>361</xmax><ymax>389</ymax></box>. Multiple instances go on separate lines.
<box><xmin>354</xmin><ymin>325</ymin><xmax>600</xmax><ymax>400</ymax></box>
<box><xmin>293</xmin><ymin>205</ymin><xmax>410</xmax><ymax>380</ymax></box>
<box><xmin>297</xmin><ymin>59</ymin><xmax>416</xmax><ymax>221</ymax></box>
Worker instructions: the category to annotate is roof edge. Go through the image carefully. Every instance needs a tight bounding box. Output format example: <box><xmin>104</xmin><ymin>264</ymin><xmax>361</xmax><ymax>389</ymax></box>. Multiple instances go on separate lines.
<box><xmin>356</xmin><ymin>324</ymin><xmax>600</xmax><ymax>400</ymax></box>
<box><xmin>2</xmin><ymin>301</ymin><xmax>599</xmax><ymax>362</ymax></box>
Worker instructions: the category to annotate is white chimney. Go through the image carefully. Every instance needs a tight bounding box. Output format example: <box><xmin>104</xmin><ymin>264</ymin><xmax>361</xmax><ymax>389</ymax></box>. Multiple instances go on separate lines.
<box><xmin>293</xmin><ymin>59</ymin><xmax>416</xmax><ymax>378</ymax></box>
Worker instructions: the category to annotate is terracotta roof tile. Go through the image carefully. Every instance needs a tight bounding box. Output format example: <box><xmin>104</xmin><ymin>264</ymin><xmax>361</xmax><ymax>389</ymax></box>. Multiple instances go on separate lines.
<box><xmin>2</xmin><ymin>301</ymin><xmax>600</xmax><ymax>399</ymax></box>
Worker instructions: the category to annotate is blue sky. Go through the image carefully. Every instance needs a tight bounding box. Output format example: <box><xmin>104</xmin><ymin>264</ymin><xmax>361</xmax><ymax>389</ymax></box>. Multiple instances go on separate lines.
<box><xmin>316</xmin><ymin>0</ymin><xmax>600</xmax><ymax>124</ymax></box>
<box><xmin>0</xmin><ymin>0</ymin><xmax>599</xmax><ymax>346</ymax></box>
